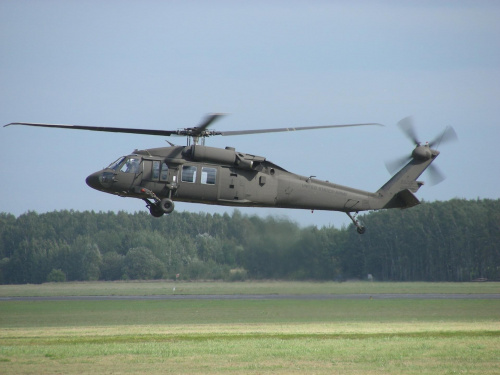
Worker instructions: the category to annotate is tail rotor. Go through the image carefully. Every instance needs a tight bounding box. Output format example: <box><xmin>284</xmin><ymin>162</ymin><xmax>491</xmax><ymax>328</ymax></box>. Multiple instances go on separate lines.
<box><xmin>385</xmin><ymin>116</ymin><xmax>457</xmax><ymax>185</ymax></box>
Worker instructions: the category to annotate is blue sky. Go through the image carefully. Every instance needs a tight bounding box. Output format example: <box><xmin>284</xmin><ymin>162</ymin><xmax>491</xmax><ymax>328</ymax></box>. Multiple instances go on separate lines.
<box><xmin>1</xmin><ymin>1</ymin><xmax>499</xmax><ymax>228</ymax></box>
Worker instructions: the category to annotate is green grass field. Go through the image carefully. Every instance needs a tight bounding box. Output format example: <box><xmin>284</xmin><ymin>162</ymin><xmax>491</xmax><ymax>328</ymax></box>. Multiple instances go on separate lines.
<box><xmin>1</xmin><ymin>280</ymin><xmax>499</xmax><ymax>297</ymax></box>
<box><xmin>0</xmin><ymin>282</ymin><xmax>499</xmax><ymax>374</ymax></box>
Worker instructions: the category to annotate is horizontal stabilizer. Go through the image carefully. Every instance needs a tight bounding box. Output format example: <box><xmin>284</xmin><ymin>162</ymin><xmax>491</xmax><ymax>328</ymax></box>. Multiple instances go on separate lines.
<box><xmin>383</xmin><ymin>189</ymin><xmax>420</xmax><ymax>209</ymax></box>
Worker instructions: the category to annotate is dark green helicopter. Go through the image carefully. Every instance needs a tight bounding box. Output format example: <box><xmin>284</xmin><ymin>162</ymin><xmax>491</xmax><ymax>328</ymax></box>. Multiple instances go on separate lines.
<box><xmin>4</xmin><ymin>115</ymin><xmax>456</xmax><ymax>233</ymax></box>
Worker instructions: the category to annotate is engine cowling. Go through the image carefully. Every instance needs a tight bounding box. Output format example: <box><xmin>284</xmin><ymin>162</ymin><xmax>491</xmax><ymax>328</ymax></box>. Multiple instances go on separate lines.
<box><xmin>190</xmin><ymin>145</ymin><xmax>237</xmax><ymax>164</ymax></box>
<box><xmin>187</xmin><ymin>145</ymin><xmax>265</xmax><ymax>171</ymax></box>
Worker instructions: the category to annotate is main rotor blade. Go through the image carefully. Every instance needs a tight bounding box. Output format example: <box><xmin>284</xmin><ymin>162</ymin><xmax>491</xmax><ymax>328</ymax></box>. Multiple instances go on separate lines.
<box><xmin>5</xmin><ymin>118</ymin><xmax>383</xmax><ymax>139</ymax></box>
<box><xmin>219</xmin><ymin>122</ymin><xmax>383</xmax><ymax>136</ymax></box>
<box><xmin>397</xmin><ymin>116</ymin><xmax>420</xmax><ymax>145</ymax></box>
<box><xmin>4</xmin><ymin>122</ymin><xmax>179</xmax><ymax>137</ymax></box>
<box><xmin>429</xmin><ymin>126</ymin><xmax>458</xmax><ymax>148</ymax></box>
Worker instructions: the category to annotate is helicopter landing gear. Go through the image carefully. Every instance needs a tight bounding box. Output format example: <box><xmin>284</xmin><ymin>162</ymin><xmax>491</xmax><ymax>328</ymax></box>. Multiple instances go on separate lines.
<box><xmin>140</xmin><ymin>188</ymin><xmax>175</xmax><ymax>217</ymax></box>
<box><xmin>144</xmin><ymin>198</ymin><xmax>175</xmax><ymax>217</ymax></box>
<box><xmin>346</xmin><ymin>212</ymin><xmax>366</xmax><ymax>234</ymax></box>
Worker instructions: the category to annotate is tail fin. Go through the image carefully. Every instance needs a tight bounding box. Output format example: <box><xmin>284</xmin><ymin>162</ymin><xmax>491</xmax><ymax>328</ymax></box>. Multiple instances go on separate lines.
<box><xmin>372</xmin><ymin>150</ymin><xmax>439</xmax><ymax>209</ymax></box>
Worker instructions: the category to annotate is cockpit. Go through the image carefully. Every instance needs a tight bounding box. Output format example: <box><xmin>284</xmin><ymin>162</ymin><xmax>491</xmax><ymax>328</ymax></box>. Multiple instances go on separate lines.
<box><xmin>107</xmin><ymin>156</ymin><xmax>141</xmax><ymax>173</ymax></box>
<box><xmin>87</xmin><ymin>155</ymin><xmax>175</xmax><ymax>199</ymax></box>
<box><xmin>120</xmin><ymin>157</ymin><xmax>140</xmax><ymax>174</ymax></box>
<box><xmin>86</xmin><ymin>155</ymin><xmax>143</xmax><ymax>192</ymax></box>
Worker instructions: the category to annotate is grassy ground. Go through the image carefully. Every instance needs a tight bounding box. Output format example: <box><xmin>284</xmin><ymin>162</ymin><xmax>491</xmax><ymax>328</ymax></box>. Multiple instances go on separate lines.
<box><xmin>1</xmin><ymin>326</ymin><xmax>498</xmax><ymax>374</ymax></box>
<box><xmin>0</xmin><ymin>282</ymin><xmax>499</xmax><ymax>374</ymax></box>
<box><xmin>0</xmin><ymin>280</ymin><xmax>499</xmax><ymax>297</ymax></box>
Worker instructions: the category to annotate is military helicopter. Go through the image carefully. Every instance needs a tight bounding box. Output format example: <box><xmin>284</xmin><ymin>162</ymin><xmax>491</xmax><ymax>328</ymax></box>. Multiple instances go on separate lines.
<box><xmin>4</xmin><ymin>114</ymin><xmax>456</xmax><ymax>233</ymax></box>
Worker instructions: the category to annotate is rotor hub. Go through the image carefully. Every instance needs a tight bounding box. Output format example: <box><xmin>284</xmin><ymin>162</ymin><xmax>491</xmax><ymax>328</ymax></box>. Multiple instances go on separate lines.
<box><xmin>412</xmin><ymin>145</ymin><xmax>434</xmax><ymax>160</ymax></box>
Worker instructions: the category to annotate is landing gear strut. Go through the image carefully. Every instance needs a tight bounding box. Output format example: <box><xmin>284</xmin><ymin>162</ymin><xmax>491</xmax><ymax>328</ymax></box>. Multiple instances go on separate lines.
<box><xmin>140</xmin><ymin>188</ymin><xmax>175</xmax><ymax>217</ymax></box>
<box><xmin>346</xmin><ymin>212</ymin><xmax>366</xmax><ymax>234</ymax></box>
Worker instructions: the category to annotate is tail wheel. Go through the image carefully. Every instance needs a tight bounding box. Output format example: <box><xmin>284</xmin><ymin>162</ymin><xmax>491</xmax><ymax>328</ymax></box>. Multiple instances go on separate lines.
<box><xmin>346</xmin><ymin>212</ymin><xmax>366</xmax><ymax>235</ymax></box>
<box><xmin>160</xmin><ymin>198</ymin><xmax>175</xmax><ymax>214</ymax></box>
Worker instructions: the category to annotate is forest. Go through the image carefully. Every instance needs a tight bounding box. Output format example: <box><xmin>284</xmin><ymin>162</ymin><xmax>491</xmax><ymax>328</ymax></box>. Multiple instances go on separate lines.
<box><xmin>0</xmin><ymin>198</ymin><xmax>498</xmax><ymax>284</ymax></box>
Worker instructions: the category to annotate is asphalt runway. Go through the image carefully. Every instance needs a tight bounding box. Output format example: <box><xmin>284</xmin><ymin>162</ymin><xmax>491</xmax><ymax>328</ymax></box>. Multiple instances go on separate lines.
<box><xmin>1</xmin><ymin>293</ymin><xmax>499</xmax><ymax>301</ymax></box>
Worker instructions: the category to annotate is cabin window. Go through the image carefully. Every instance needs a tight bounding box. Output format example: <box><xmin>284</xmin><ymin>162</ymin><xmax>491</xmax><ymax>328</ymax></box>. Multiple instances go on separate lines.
<box><xmin>181</xmin><ymin>165</ymin><xmax>197</xmax><ymax>183</ymax></box>
<box><xmin>160</xmin><ymin>162</ymin><xmax>169</xmax><ymax>182</ymax></box>
<box><xmin>201</xmin><ymin>167</ymin><xmax>217</xmax><ymax>185</ymax></box>
<box><xmin>120</xmin><ymin>157</ymin><xmax>140</xmax><ymax>174</ymax></box>
<box><xmin>152</xmin><ymin>161</ymin><xmax>160</xmax><ymax>180</ymax></box>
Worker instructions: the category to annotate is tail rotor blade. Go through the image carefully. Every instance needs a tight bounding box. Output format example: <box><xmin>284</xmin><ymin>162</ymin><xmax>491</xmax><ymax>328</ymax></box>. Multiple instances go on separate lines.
<box><xmin>429</xmin><ymin>126</ymin><xmax>458</xmax><ymax>148</ymax></box>
<box><xmin>427</xmin><ymin>164</ymin><xmax>446</xmax><ymax>186</ymax></box>
<box><xmin>385</xmin><ymin>155</ymin><xmax>411</xmax><ymax>175</ymax></box>
<box><xmin>397</xmin><ymin>116</ymin><xmax>420</xmax><ymax>145</ymax></box>
<box><xmin>390</xmin><ymin>117</ymin><xmax>456</xmax><ymax>185</ymax></box>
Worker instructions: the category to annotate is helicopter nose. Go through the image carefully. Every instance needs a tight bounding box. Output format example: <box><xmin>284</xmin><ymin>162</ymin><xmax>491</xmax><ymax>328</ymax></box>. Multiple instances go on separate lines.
<box><xmin>86</xmin><ymin>172</ymin><xmax>102</xmax><ymax>190</ymax></box>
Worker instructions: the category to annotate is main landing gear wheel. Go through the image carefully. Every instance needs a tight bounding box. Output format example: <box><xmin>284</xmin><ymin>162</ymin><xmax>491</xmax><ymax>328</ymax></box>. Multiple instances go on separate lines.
<box><xmin>160</xmin><ymin>198</ymin><xmax>175</xmax><ymax>214</ymax></box>
<box><xmin>346</xmin><ymin>212</ymin><xmax>366</xmax><ymax>234</ymax></box>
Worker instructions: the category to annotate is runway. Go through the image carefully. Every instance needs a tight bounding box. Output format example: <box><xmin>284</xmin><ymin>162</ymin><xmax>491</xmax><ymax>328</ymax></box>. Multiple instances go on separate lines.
<box><xmin>2</xmin><ymin>293</ymin><xmax>499</xmax><ymax>301</ymax></box>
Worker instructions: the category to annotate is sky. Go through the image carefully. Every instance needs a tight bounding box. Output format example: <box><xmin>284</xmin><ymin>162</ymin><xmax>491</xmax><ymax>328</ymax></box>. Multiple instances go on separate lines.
<box><xmin>1</xmin><ymin>0</ymin><xmax>499</xmax><ymax>229</ymax></box>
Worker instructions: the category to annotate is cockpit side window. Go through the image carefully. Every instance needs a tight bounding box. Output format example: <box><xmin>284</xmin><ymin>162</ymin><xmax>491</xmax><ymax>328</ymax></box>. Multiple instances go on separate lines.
<box><xmin>120</xmin><ymin>157</ymin><xmax>141</xmax><ymax>174</ymax></box>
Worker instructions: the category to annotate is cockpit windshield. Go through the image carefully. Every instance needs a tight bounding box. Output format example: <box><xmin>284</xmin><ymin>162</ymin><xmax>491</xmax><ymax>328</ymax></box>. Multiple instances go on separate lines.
<box><xmin>106</xmin><ymin>156</ymin><xmax>141</xmax><ymax>173</ymax></box>
<box><xmin>119</xmin><ymin>157</ymin><xmax>141</xmax><ymax>174</ymax></box>
<box><xmin>107</xmin><ymin>156</ymin><xmax>126</xmax><ymax>171</ymax></box>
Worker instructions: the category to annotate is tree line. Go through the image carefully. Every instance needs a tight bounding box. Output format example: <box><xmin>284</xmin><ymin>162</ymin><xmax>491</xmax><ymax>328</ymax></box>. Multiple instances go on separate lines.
<box><xmin>0</xmin><ymin>198</ymin><xmax>498</xmax><ymax>284</ymax></box>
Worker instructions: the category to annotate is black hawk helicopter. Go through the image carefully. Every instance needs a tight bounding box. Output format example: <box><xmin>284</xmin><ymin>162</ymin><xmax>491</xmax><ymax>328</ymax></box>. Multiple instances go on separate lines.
<box><xmin>4</xmin><ymin>114</ymin><xmax>456</xmax><ymax>233</ymax></box>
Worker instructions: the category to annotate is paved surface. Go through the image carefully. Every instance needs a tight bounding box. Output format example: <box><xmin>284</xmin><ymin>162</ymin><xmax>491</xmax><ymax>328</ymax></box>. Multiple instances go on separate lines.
<box><xmin>1</xmin><ymin>293</ymin><xmax>499</xmax><ymax>301</ymax></box>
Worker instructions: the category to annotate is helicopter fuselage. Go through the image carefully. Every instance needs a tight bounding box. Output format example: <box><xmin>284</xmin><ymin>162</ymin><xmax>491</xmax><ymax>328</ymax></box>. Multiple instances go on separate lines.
<box><xmin>85</xmin><ymin>144</ymin><xmax>376</xmax><ymax>214</ymax></box>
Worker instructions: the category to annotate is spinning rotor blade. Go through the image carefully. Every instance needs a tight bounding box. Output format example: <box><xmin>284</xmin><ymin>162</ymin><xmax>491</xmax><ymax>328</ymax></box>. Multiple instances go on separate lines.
<box><xmin>427</xmin><ymin>164</ymin><xmax>446</xmax><ymax>186</ymax></box>
<box><xmin>5</xmin><ymin>118</ymin><xmax>382</xmax><ymax>139</ymax></box>
<box><xmin>385</xmin><ymin>155</ymin><xmax>411</xmax><ymax>175</ymax></box>
<box><xmin>429</xmin><ymin>126</ymin><xmax>458</xmax><ymax>148</ymax></box>
<box><xmin>4</xmin><ymin>122</ymin><xmax>179</xmax><ymax>137</ymax></box>
<box><xmin>387</xmin><ymin>116</ymin><xmax>457</xmax><ymax>185</ymax></box>
<box><xmin>190</xmin><ymin>113</ymin><xmax>226</xmax><ymax>136</ymax></box>
<box><xmin>397</xmin><ymin>116</ymin><xmax>420</xmax><ymax>145</ymax></box>
<box><xmin>219</xmin><ymin>122</ymin><xmax>383</xmax><ymax>136</ymax></box>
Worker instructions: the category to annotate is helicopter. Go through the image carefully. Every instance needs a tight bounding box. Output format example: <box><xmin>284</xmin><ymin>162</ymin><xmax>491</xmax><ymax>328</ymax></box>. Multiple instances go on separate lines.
<box><xmin>4</xmin><ymin>114</ymin><xmax>457</xmax><ymax>234</ymax></box>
